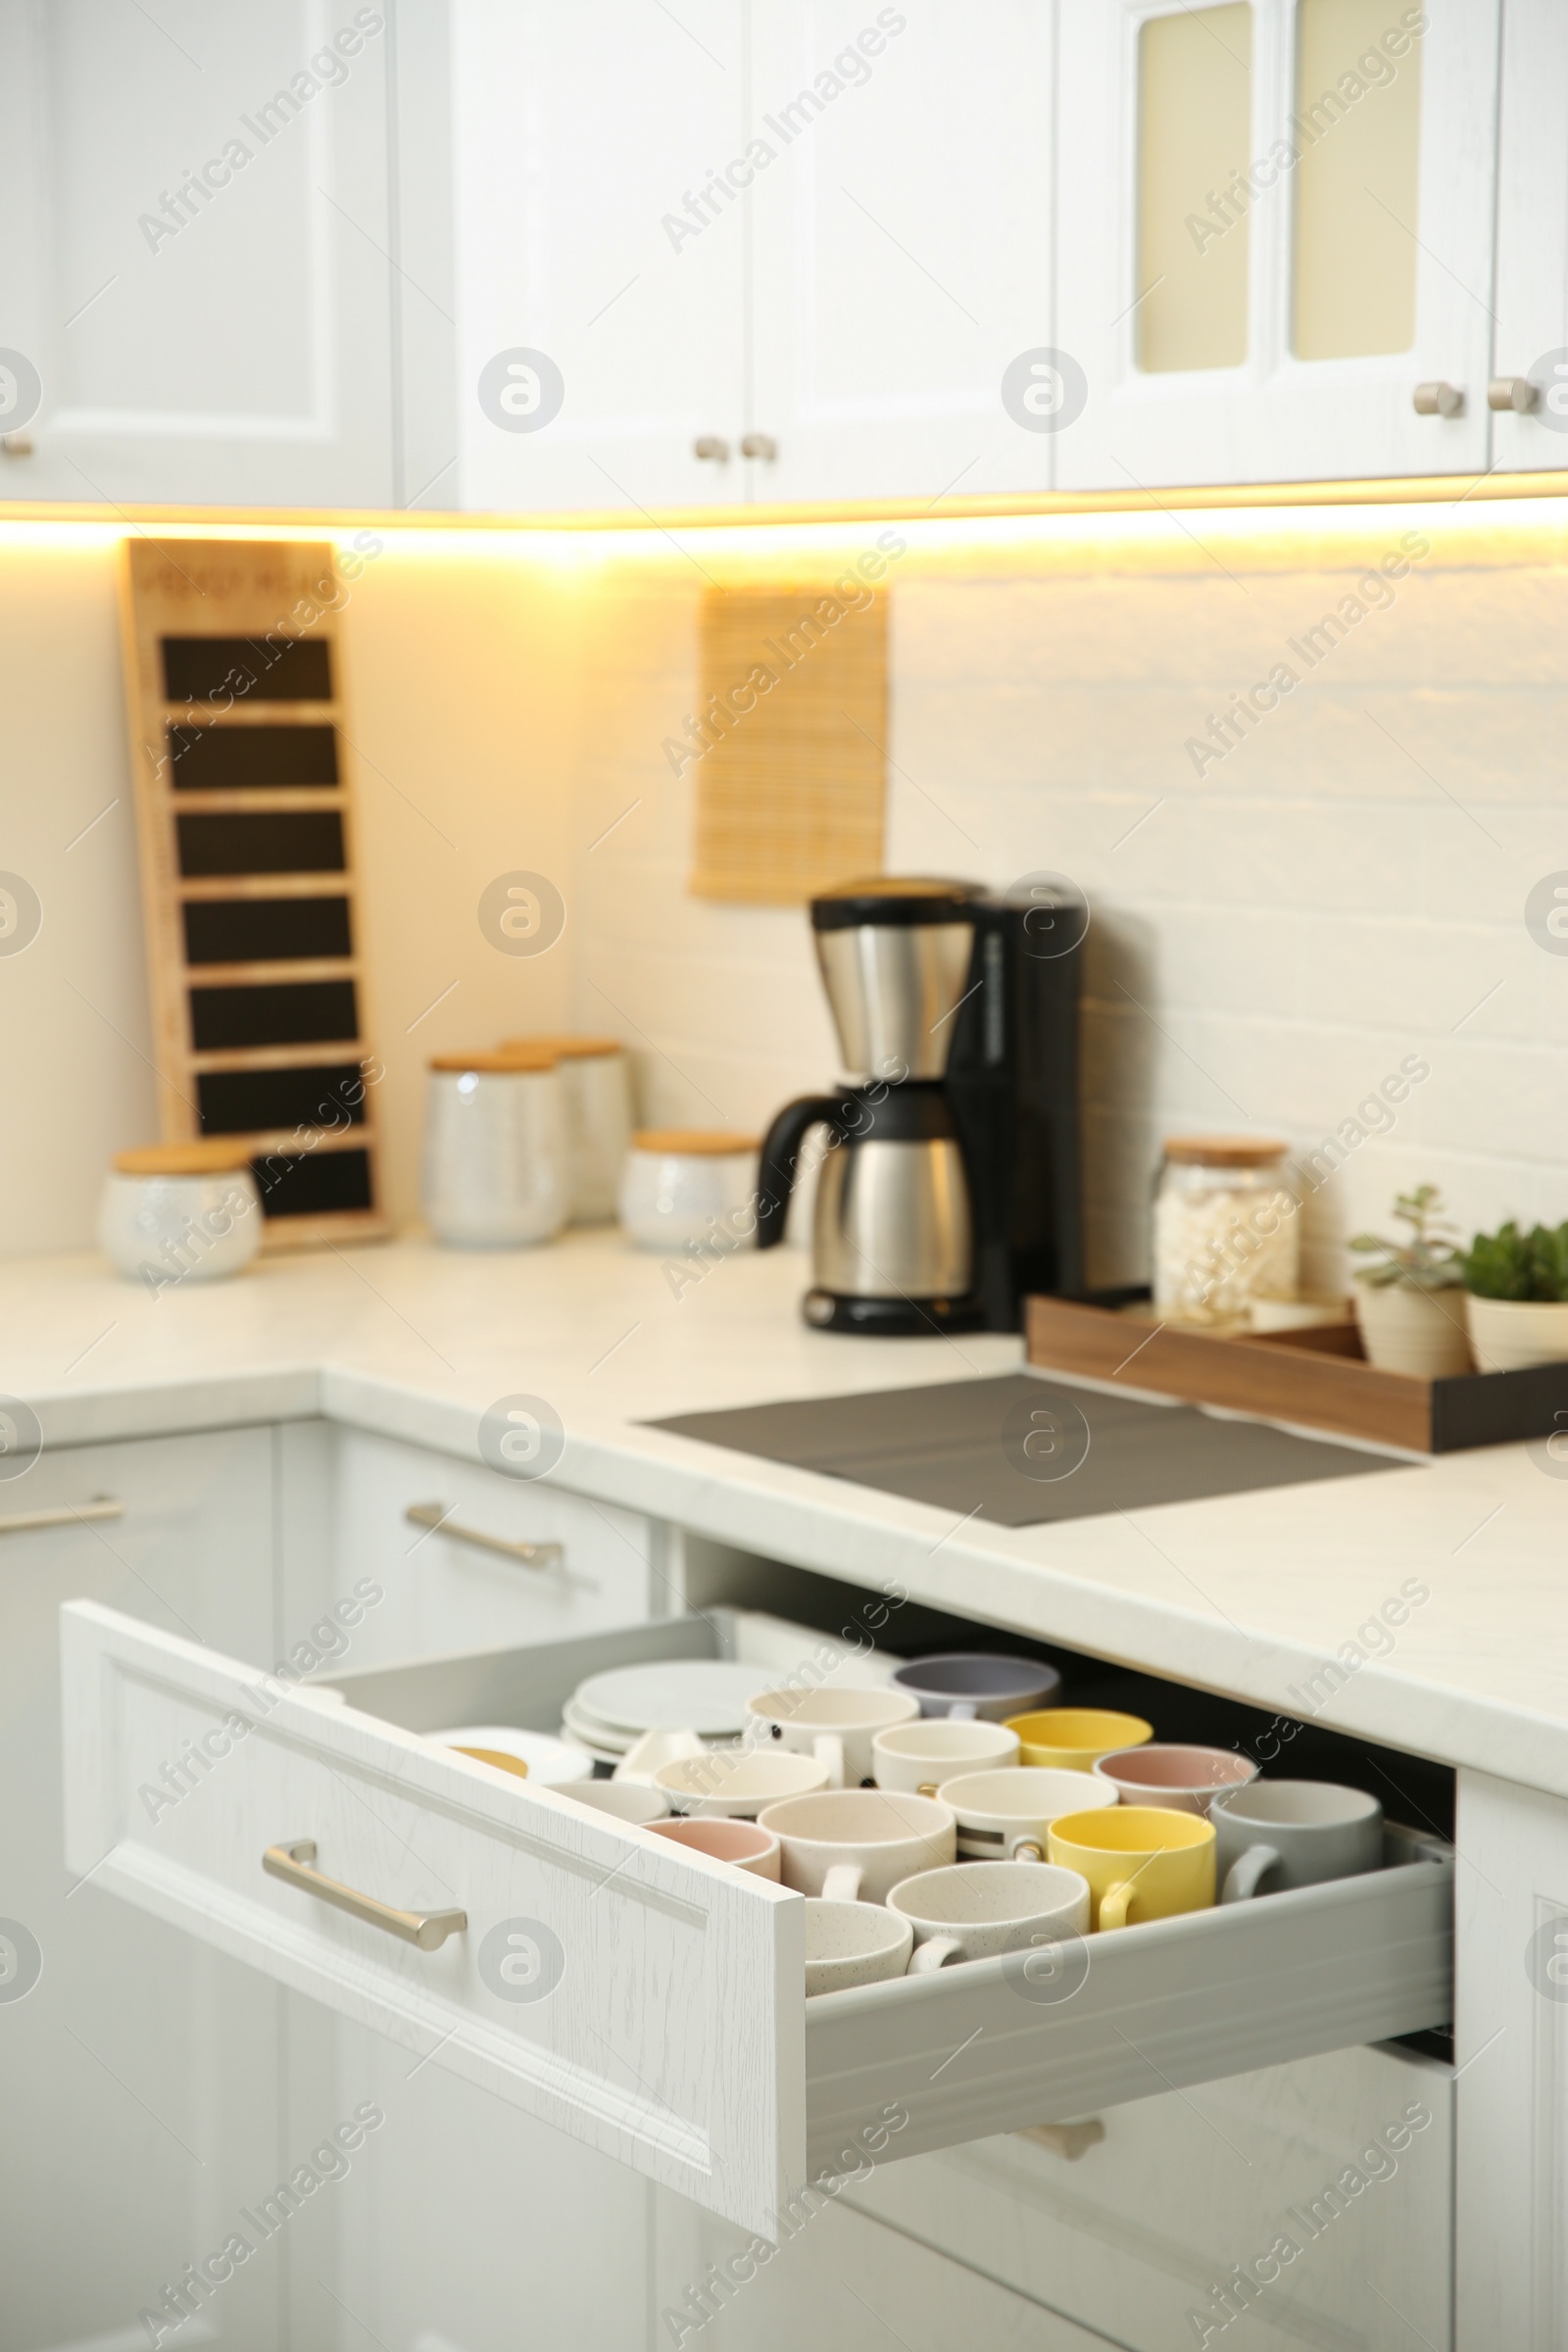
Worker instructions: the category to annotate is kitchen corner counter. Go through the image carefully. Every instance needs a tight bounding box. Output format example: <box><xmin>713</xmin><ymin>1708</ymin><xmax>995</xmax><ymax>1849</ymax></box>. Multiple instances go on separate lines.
<box><xmin>5</xmin><ymin>1230</ymin><xmax>1566</xmax><ymax>1799</ymax></box>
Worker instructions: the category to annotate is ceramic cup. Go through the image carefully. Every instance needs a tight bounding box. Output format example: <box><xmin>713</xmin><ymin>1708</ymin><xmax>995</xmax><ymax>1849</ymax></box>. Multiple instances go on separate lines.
<box><xmin>889</xmin><ymin>1860</ymin><xmax>1092</xmax><ymax>1973</ymax></box>
<box><xmin>745</xmin><ymin>1685</ymin><xmax>921</xmax><ymax>1790</ymax></box>
<box><xmin>422</xmin><ymin>1052</ymin><xmax>566</xmax><ymax>1247</ymax></box>
<box><xmin>870</xmin><ymin>1718</ymin><xmax>1020</xmax><ymax>1796</ymax></box>
<box><xmin>99</xmin><ymin>1146</ymin><xmax>263</xmax><ymax>1286</ymax></box>
<box><xmin>429</xmin><ymin>1725</ymin><xmax>593</xmax><ymax>1786</ymax></box>
<box><xmin>1211</xmin><ymin>1781</ymin><xmax>1384</xmax><ymax>1903</ymax></box>
<box><xmin>890</xmin><ymin>1652</ymin><xmax>1062</xmax><ymax>1723</ymax></box>
<box><xmin>941</xmin><ymin>1766</ymin><xmax>1116</xmax><ymax>1862</ymax></box>
<box><xmin>1048</xmin><ymin>1805</ymin><xmax>1216</xmax><ymax>1931</ymax></box>
<box><xmin>1092</xmin><ymin>1742</ymin><xmax>1259</xmax><ymax>1819</ymax></box>
<box><xmin>653</xmin><ymin>1748</ymin><xmax>829</xmax><ymax>1818</ymax></box>
<box><xmin>759</xmin><ymin>1788</ymin><xmax>956</xmax><ymax>1904</ymax></box>
<box><xmin>647</xmin><ymin>1818</ymin><xmax>781</xmax><ymax>1879</ymax></box>
<box><xmin>1007</xmin><ymin>1708</ymin><xmax>1155</xmax><ymax>1772</ymax></box>
<box><xmin>618</xmin><ymin>1130</ymin><xmax>759</xmax><ymax>1251</ymax></box>
<box><xmin>563</xmin><ymin>1779</ymin><xmax>670</xmax><ymax>1825</ymax></box>
<box><xmin>805</xmin><ymin>1900</ymin><xmax>914</xmax><ymax>1996</ymax></box>
<box><xmin>501</xmin><ymin>1036</ymin><xmax>632</xmax><ymax>1225</ymax></box>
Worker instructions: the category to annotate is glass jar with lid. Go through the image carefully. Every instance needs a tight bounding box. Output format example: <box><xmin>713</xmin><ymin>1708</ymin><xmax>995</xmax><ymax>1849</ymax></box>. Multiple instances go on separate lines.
<box><xmin>1152</xmin><ymin>1137</ymin><xmax>1299</xmax><ymax>1327</ymax></box>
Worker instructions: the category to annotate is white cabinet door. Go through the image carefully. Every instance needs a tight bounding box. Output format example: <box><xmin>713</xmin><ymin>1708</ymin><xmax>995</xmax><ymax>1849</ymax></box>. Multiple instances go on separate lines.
<box><xmin>1489</xmin><ymin>0</ymin><xmax>1568</xmax><ymax>470</ymax></box>
<box><xmin>0</xmin><ymin>0</ymin><xmax>395</xmax><ymax>507</ymax></box>
<box><xmin>451</xmin><ymin>0</ymin><xmax>749</xmax><ymax>514</ymax></box>
<box><xmin>1055</xmin><ymin>0</ymin><xmax>1499</xmax><ymax>488</ymax></box>
<box><xmin>0</xmin><ymin>1432</ymin><xmax>283</xmax><ymax>2352</ymax></box>
<box><xmin>747</xmin><ymin>2</ymin><xmax>1056</xmax><ymax>506</ymax></box>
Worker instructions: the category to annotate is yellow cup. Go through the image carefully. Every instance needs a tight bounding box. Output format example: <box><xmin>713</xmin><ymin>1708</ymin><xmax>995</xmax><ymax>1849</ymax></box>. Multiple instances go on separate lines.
<box><xmin>1005</xmin><ymin>1708</ymin><xmax>1154</xmax><ymax>1772</ymax></box>
<box><xmin>1047</xmin><ymin>1805</ymin><xmax>1216</xmax><ymax>1930</ymax></box>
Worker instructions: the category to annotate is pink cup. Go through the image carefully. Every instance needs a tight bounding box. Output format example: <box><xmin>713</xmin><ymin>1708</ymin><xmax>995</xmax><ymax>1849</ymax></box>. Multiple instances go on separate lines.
<box><xmin>1092</xmin><ymin>1743</ymin><xmax>1259</xmax><ymax>1818</ymax></box>
<box><xmin>647</xmin><ymin>1817</ymin><xmax>781</xmax><ymax>1879</ymax></box>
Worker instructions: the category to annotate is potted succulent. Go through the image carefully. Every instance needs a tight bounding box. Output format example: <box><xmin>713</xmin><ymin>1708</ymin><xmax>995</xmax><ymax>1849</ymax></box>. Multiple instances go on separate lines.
<box><xmin>1349</xmin><ymin>1186</ymin><xmax>1472</xmax><ymax>1378</ymax></box>
<box><xmin>1461</xmin><ymin>1218</ymin><xmax>1568</xmax><ymax>1372</ymax></box>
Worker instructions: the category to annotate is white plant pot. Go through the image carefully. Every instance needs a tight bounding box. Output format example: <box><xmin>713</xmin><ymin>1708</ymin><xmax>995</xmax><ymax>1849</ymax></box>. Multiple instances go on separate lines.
<box><xmin>1464</xmin><ymin>1293</ymin><xmax>1568</xmax><ymax>1374</ymax></box>
<box><xmin>1354</xmin><ymin>1282</ymin><xmax>1472</xmax><ymax>1378</ymax></box>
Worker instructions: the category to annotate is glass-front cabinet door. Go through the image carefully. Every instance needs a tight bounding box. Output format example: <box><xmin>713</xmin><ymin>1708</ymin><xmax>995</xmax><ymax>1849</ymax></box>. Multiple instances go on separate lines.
<box><xmin>1054</xmin><ymin>0</ymin><xmax>1499</xmax><ymax>488</ymax></box>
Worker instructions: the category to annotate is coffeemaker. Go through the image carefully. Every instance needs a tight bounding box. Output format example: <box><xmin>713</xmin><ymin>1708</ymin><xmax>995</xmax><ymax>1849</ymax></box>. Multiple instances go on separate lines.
<box><xmin>755</xmin><ymin>877</ymin><xmax>1084</xmax><ymax>1333</ymax></box>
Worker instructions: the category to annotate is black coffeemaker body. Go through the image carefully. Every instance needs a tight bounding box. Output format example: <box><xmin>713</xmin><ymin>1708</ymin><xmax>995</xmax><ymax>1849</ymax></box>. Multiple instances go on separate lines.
<box><xmin>756</xmin><ymin>877</ymin><xmax>1083</xmax><ymax>1334</ymax></box>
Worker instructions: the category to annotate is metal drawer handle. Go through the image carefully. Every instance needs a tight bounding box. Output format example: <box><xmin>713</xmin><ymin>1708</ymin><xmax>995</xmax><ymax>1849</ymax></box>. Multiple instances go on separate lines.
<box><xmin>1018</xmin><ymin>2120</ymin><xmax>1105</xmax><ymax>2162</ymax></box>
<box><xmin>0</xmin><ymin>1498</ymin><xmax>124</xmax><ymax>1536</ymax></box>
<box><xmin>263</xmin><ymin>1838</ymin><xmax>467</xmax><ymax>1951</ymax></box>
<box><xmin>406</xmin><ymin>1501</ymin><xmax>562</xmax><ymax>1571</ymax></box>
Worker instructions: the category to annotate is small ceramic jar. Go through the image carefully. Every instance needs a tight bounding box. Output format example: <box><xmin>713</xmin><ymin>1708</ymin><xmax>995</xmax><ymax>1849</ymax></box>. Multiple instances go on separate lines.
<box><xmin>98</xmin><ymin>1143</ymin><xmax>263</xmax><ymax>1288</ymax></box>
<box><xmin>501</xmin><ymin>1035</ymin><xmax>633</xmax><ymax>1225</ymax></box>
<box><xmin>617</xmin><ymin>1130</ymin><xmax>760</xmax><ymax>1251</ymax></box>
<box><xmin>422</xmin><ymin>1050</ymin><xmax>566</xmax><ymax>1247</ymax></box>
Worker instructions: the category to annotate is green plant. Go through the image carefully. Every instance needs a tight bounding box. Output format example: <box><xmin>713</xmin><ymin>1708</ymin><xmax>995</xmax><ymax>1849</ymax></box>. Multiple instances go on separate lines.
<box><xmin>1460</xmin><ymin>1218</ymin><xmax>1568</xmax><ymax>1301</ymax></box>
<box><xmin>1349</xmin><ymin>1185</ymin><xmax>1463</xmax><ymax>1291</ymax></box>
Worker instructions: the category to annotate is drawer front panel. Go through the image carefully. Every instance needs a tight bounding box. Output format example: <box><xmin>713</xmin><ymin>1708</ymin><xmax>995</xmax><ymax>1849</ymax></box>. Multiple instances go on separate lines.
<box><xmin>62</xmin><ymin>1600</ymin><xmax>803</xmax><ymax>2238</ymax></box>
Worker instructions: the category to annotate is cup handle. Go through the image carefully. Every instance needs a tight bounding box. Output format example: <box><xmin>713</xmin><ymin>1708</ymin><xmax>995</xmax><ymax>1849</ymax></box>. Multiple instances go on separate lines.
<box><xmin>1222</xmin><ymin>1844</ymin><xmax>1282</xmax><ymax>1903</ymax></box>
<box><xmin>822</xmin><ymin>1863</ymin><xmax>863</xmax><ymax>1903</ymax></box>
<box><xmin>946</xmin><ymin>1701</ymin><xmax>980</xmax><ymax>1722</ymax></box>
<box><xmin>1009</xmin><ymin>1835</ymin><xmax>1046</xmax><ymax>1862</ymax></box>
<box><xmin>907</xmin><ymin>1936</ymin><xmax>963</xmax><ymax>1974</ymax></box>
<box><xmin>917</xmin><ymin>1781</ymin><xmax>940</xmax><ymax>1799</ymax></box>
<box><xmin>813</xmin><ymin>1733</ymin><xmax>846</xmax><ymax>1790</ymax></box>
<box><xmin>1098</xmin><ymin>1878</ymin><xmax>1135</xmax><ymax>1931</ymax></box>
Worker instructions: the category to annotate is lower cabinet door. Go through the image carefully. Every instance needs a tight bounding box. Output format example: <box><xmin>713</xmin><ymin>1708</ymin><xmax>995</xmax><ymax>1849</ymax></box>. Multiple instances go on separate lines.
<box><xmin>841</xmin><ymin>2043</ymin><xmax>1453</xmax><ymax>2352</ymax></box>
<box><xmin>63</xmin><ymin>1604</ymin><xmax>1455</xmax><ymax>2245</ymax></box>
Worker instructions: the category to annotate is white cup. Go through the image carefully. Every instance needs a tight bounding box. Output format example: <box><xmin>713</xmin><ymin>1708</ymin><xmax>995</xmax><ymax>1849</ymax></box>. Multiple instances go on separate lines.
<box><xmin>871</xmin><ymin>1719</ymin><xmax>1020</xmax><ymax>1796</ymax></box>
<box><xmin>805</xmin><ymin>1900</ymin><xmax>914</xmax><ymax>1996</ymax></box>
<box><xmin>746</xmin><ymin>1685</ymin><xmax>921</xmax><ymax>1790</ymax></box>
<box><xmin>422</xmin><ymin>1054</ymin><xmax>566</xmax><ymax>1248</ymax></box>
<box><xmin>617</xmin><ymin>1131</ymin><xmax>759</xmax><ymax>1251</ymax></box>
<box><xmin>941</xmin><ymin>1767</ymin><xmax>1117</xmax><ymax>1862</ymax></box>
<box><xmin>759</xmin><ymin>1788</ymin><xmax>955</xmax><ymax>1904</ymax></box>
<box><xmin>653</xmin><ymin>1748</ymin><xmax>828</xmax><ymax>1818</ymax></box>
<box><xmin>563</xmin><ymin>1780</ymin><xmax>670</xmax><ymax>1825</ymax></box>
<box><xmin>98</xmin><ymin>1154</ymin><xmax>263</xmax><ymax>1286</ymax></box>
<box><xmin>889</xmin><ymin>1860</ymin><xmax>1092</xmax><ymax>1974</ymax></box>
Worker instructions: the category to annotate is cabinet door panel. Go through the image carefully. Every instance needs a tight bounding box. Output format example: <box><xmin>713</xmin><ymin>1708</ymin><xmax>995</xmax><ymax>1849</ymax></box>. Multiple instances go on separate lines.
<box><xmin>0</xmin><ymin>0</ymin><xmax>395</xmax><ymax>507</ymax></box>
<box><xmin>452</xmin><ymin>0</ymin><xmax>748</xmax><ymax>514</ymax></box>
<box><xmin>1056</xmin><ymin>0</ymin><xmax>1499</xmax><ymax>487</ymax></box>
<box><xmin>748</xmin><ymin>2</ymin><xmax>1056</xmax><ymax>505</ymax></box>
<box><xmin>1490</xmin><ymin>0</ymin><xmax>1568</xmax><ymax>471</ymax></box>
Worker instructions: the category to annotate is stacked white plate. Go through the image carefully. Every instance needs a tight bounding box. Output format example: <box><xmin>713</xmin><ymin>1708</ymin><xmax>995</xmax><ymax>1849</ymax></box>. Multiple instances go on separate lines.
<box><xmin>562</xmin><ymin>1660</ymin><xmax>766</xmax><ymax>1766</ymax></box>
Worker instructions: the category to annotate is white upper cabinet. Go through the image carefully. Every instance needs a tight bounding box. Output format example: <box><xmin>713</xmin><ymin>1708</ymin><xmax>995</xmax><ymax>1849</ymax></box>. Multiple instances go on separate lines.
<box><xmin>451</xmin><ymin>0</ymin><xmax>750</xmax><ymax>514</ymax></box>
<box><xmin>0</xmin><ymin>0</ymin><xmax>397</xmax><ymax>508</ymax></box>
<box><xmin>1489</xmin><ymin>0</ymin><xmax>1568</xmax><ymax>471</ymax></box>
<box><xmin>1054</xmin><ymin>0</ymin><xmax>1500</xmax><ymax>489</ymax></box>
<box><xmin>747</xmin><ymin>1</ymin><xmax>1055</xmax><ymax>506</ymax></box>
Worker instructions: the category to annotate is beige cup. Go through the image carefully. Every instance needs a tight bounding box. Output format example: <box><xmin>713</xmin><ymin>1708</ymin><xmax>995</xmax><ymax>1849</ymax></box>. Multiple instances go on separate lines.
<box><xmin>871</xmin><ymin>1718</ymin><xmax>1020</xmax><ymax>1796</ymax></box>
<box><xmin>759</xmin><ymin>1788</ymin><xmax>956</xmax><ymax>1903</ymax></box>
<box><xmin>746</xmin><ymin>1686</ymin><xmax>921</xmax><ymax>1789</ymax></box>
<box><xmin>654</xmin><ymin>1748</ymin><xmax>828</xmax><ymax>1818</ymax></box>
<box><xmin>805</xmin><ymin>1900</ymin><xmax>913</xmax><ymax>1996</ymax></box>
<box><xmin>647</xmin><ymin>1818</ymin><xmax>781</xmax><ymax>1879</ymax></box>
<box><xmin>943</xmin><ymin>1766</ymin><xmax>1117</xmax><ymax>1862</ymax></box>
<box><xmin>889</xmin><ymin>1860</ymin><xmax>1092</xmax><ymax>1973</ymax></box>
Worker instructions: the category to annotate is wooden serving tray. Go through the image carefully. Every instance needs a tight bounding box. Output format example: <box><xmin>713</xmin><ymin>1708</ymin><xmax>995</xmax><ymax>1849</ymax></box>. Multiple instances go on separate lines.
<box><xmin>1026</xmin><ymin>1291</ymin><xmax>1568</xmax><ymax>1454</ymax></box>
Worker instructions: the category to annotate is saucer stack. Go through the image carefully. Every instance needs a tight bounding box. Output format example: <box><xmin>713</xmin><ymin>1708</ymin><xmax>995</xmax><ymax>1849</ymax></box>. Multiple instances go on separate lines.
<box><xmin>561</xmin><ymin>1659</ymin><xmax>764</xmax><ymax>1767</ymax></box>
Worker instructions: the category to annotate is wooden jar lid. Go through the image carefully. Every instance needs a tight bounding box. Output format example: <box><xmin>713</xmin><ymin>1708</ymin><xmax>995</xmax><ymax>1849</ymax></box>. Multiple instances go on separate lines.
<box><xmin>113</xmin><ymin>1141</ymin><xmax>255</xmax><ymax>1177</ymax></box>
<box><xmin>499</xmin><ymin>1034</ymin><xmax>623</xmax><ymax>1060</ymax></box>
<box><xmin>429</xmin><ymin>1049</ymin><xmax>559</xmax><ymax>1074</ymax></box>
<box><xmin>632</xmin><ymin>1129</ymin><xmax>759</xmax><ymax>1155</ymax></box>
<box><xmin>1162</xmin><ymin>1135</ymin><xmax>1289</xmax><ymax>1167</ymax></box>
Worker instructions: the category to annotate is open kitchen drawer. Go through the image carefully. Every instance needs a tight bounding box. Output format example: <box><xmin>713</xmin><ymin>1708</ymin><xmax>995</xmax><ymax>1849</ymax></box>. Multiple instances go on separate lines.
<box><xmin>61</xmin><ymin>1601</ymin><xmax>1453</xmax><ymax>2239</ymax></box>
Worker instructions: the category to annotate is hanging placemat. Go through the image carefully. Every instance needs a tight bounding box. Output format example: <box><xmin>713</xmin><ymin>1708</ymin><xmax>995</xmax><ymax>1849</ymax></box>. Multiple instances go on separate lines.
<box><xmin>119</xmin><ymin>538</ymin><xmax>387</xmax><ymax>1247</ymax></box>
<box><xmin>686</xmin><ymin>578</ymin><xmax>888</xmax><ymax>904</ymax></box>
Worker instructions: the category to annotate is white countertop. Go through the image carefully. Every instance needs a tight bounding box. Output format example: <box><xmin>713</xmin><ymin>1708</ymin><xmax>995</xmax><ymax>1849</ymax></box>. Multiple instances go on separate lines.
<box><xmin>7</xmin><ymin>1230</ymin><xmax>1566</xmax><ymax>1797</ymax></box>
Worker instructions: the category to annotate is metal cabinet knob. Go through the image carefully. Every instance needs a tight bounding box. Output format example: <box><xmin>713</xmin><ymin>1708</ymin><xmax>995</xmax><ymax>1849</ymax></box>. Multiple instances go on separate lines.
<box><xmin>1412</xmin><ymin>381</ymin><xmax>1464</xmax><ymax>417</ymax></box>
<box><xmin>1488</xmin><ymin>375</ymin><xmax>1541</xmax><ymax>414</ymax></box>
<box><xmin>1</xmin><ymin>432</ymin><xmax>33</xmax><ymax>457</ymax></box>
<box><xmin>740</xmin><ymin>432</ymin><xmax>777</xmax><ymax>461</ymax></box>
<box><xmin>692</xmin><ymin>435</ymin><xmax>730</xmax><ymax>462</ymax></box>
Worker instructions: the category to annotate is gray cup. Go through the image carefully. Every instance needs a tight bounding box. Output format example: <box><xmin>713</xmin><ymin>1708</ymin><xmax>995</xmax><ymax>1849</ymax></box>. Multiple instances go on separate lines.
<box><xmin>1212</xmin><ymin>1780</ymin><xmax>1384</xmax><ymax>1903</ymax></box>
<box><xmin>891</xmin><ymin>1652</ymin><xmax>1061</xmax><ymax>1722</ymax></box>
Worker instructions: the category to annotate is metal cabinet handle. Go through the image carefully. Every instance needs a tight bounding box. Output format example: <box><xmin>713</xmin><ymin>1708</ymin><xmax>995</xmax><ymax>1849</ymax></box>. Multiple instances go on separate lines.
<box><xmin>693</xmin><ymin>434</ymin><xmax>730</xmax><ymax>462</ymax></box>
<box><xmin>263</xmin><ymin>1838</ymin><xmax>467</xmax><ymax>1951</ymax></box>
<box><xmin>0</xmin><ymin>1498</ymin><xmax>124</xmax><ymax>1536</ymax></box>
<box><xmin>1</xmin><ymin>432</ymin><xmax>33</xmax><ymax>457</ymax></box>
<box><xmin>1489</xmin><ymin>374</ymin><xmax>1540</xmax><ymax>413</ymax></box>
<box><xmin>1017</xmin><ymin>2120</ymin><xmax>1106</xmax><ymax>2162</ymax></box>
<box><xmin>740</xmin><ymin>432</ymin><xmax>777</xmax><ymax>461</ymax></box>
<box><xmin>405</xmin><ymin>1502</ymin><xmax>563</xmax><ymax>1571</ymax></box>
<box><xmin>1413</xmin><ymin>381</ymin><xmax>1464</xmax><ymax>417</ymax></box>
